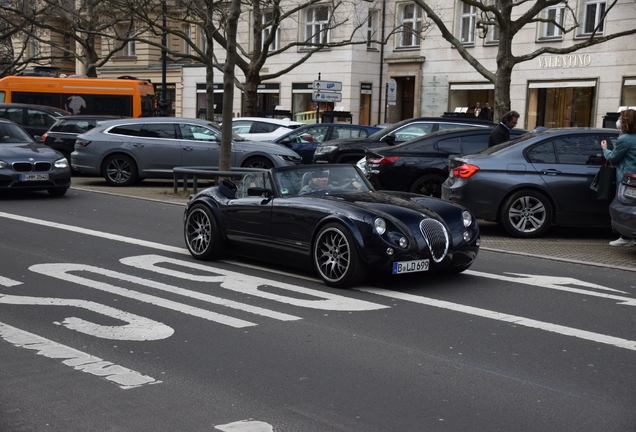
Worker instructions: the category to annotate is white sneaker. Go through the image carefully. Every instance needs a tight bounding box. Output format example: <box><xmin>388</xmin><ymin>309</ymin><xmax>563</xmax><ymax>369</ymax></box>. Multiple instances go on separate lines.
<box><xmin>609</xmin><ymin>237</ymin><xmax>634</xmax><ymax>247</ymax></box>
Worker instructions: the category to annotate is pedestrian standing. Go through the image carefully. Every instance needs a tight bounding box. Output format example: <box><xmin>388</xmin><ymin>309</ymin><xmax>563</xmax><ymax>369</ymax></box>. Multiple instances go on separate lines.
<box><xmin>488</xmin><ymin>110</ymin><xmax>520</xmax><ymax>147</ymax></box>
<box><xmin>600</xmin><ymin>108</ymin><xmax>636</xmax><ymax>246</ymax></box>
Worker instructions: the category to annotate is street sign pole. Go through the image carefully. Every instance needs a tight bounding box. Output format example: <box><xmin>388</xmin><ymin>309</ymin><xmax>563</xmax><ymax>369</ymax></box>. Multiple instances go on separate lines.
<box><xmin>316</xmin><ymin>73</ymin><xmax>321</xmax><ymax>124</ymax></box>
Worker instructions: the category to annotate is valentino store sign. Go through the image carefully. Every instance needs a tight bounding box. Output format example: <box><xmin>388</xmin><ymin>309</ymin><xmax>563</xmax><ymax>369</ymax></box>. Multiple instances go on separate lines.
<box><xmin>539</xmin><ymin>54</ymin><xmax>592</xmax><ymax>68</ymax></box>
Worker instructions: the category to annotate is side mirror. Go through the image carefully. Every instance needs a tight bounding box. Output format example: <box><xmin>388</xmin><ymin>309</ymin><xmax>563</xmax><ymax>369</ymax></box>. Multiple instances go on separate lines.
<box><xmin>280</xmin><ymin>137</ymin><xmax>292</xmax><ymax>145</ymax></box>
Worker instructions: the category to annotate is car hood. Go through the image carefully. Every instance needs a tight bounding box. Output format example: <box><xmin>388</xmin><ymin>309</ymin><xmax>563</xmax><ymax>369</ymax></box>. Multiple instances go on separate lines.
<box><xmin>0</xmin><ymin>143</ymin><xmax>63</xmax><ymax>160</ymax></box>
<box><xmin>235</xmin><ymin>139</ymin><xmax>301</xmax><ymax>157</ymax></box>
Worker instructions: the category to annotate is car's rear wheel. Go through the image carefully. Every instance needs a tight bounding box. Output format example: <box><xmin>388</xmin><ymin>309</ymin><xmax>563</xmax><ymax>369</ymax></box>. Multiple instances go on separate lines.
<box><xmin>47</xmin><ymin>187</ymin><xmax>68</xmax><ymax>197</ymax></box>
<box><xmin>184</xmin><ymin>204</ymin><xmax>226</xmax><ymax>260</ymax></box>
<box><xmin>103</xmin><ymin>154</ymin><xmax>137</xmax><ymax>186</ymax></box>
<box><xmin>409</xmin><ymin>173</ymin><xmax>446</xmax><ymax>198</ymax></box>
<box><xmin>499</xmin><ymin>190</ymin><xmax>552</xmax><ymax>238</ymax></box>
<box><xmin>313</xmin><ymin>223</ymin><xmax>367</xmax><ymax>288</ymax></box>
<box><xmin>242</xmin><ymin>157</ymin><xmax>273</xmax><ymax>169</ymax></box>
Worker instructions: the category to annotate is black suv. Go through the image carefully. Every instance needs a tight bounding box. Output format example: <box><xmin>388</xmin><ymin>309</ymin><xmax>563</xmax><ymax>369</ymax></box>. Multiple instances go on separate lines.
<box><xmin>365</xmin><ymin>126</ymin><xmax>527</xmax><ymax>197</ymax></box>
<box><xmin>42</xmin><ymin>115</ymin><xmax>124</xmax><ymax>166</ymax></box>
<box><xmin>313</xmin><ymin>115</ymin><xmax>494</xmax><ymax>164</ymax></box>
<box><xmin>0</xmin><ymin>103</ymin><xmax>70</xmax><ymax>140</ymax></box>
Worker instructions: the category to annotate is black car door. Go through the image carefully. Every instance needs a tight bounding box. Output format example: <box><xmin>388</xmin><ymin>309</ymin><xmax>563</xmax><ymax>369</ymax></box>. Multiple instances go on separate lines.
<box><xmin>530</xmin><ymin>134</ymin><xmax>609</xmax><ymax>224</ymax></box>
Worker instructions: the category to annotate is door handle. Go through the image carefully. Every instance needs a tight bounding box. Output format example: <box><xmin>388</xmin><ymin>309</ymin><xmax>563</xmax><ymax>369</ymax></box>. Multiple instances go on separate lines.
<box><xmin>132</xmin><ymin>143</ymin><xmax>144</xmax><ymax>148</ymax></box>
<box><xmin>541</xmin><ymin>169</ymin><xmax>561</xmax><ymax>175</ymax></box>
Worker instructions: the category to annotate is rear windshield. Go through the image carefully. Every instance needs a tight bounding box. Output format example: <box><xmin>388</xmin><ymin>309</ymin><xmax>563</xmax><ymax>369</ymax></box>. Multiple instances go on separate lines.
<box><xmin>480</xmin><ymin>132</ymin><xmax>538</xmax><ymax>155</ymax></box>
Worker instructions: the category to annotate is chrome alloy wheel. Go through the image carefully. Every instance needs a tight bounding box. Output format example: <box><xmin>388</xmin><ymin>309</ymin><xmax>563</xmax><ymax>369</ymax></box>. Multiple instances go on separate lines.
<box><xmin>105</xmin><ymin>158</ymin><xmax>133</xmax><ymax>185</ymax></box>
<box><xmin>185</xmin><ymin>208</ymin><xmax>212</xmax><ymax>255</ymax></box>
<box><xmin>314</xmin><ymin>227</ymin><xmax>351</xmax><ymax>283</ymax></box>
<box><xmin>506</xmin><ymin>195</ymin><xmax>548</xmax><ymax>234</ymax></box>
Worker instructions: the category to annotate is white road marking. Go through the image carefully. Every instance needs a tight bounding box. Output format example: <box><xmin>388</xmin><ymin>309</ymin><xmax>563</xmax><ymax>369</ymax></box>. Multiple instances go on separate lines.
<box><xmin>0</xmin><ymin>275</ymin><xmax>22</xmax><ymax>287</ymax></box>
<box><xmin>0</xmin><ymin>321</ymin><xmax>159</xmax><ymax>389</ymax></box>
<box><xmin>465</xmin><ymin>271</ymin><xmax>636</xmax><ymax>305</ymax></box>
<box><xmin>358</xmin><ymin>288</ymin><xmax>636</xmax><ymax>351</ymax></box>
<box><xmin>29</xmin><ymin>263</ymin><xmax>262</xmax><ymax>328</ymax></box>
<box><xmin>121</xmin><ymin>255</ymin><xmax>388</xmax><ymax>311</ymax></box>
<box><xmin>215</xmin><ymin>420</ymin><xmax>273</xmax><ymax>432</ymax></box>
<box><xmin>0</xmin><ymin>294</ymin><xmax>173</xmax><ymax>341</ymax></box>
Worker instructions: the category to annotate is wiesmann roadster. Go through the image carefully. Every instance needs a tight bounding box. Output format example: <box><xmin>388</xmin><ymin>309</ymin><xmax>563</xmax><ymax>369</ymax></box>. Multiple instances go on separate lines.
<box><xmin>183</xmin><ymin>164</ymin><xmax>480</xmax><ymax>287</ymax></box>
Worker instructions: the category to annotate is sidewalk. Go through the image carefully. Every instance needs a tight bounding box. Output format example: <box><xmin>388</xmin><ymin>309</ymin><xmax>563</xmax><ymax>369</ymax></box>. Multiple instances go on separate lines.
<box><xmin>70</xmin><ymin>176</ymin><xmax>636</xmax><ymax>272</ymax></box>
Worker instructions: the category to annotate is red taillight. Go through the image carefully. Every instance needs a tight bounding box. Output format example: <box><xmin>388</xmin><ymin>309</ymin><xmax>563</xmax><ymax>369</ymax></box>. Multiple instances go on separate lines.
<box><xmin>42</xmin><ymin>133</ymin><xmax>47</xmax><ymax>141</ymax></box>
<box><xmin>367</xmin><ymin>155</ymin><xmax>401</xmax><ymax>165</ymax></box>
<box><xmin>453</xmin><ymin>163</ymin><xmax>480</xmax><ymax>178</ymax></box>
<box><xmin>76</xmin><ymin>140</ymin><xmax>91</xmax><ymax>147</ymax></box>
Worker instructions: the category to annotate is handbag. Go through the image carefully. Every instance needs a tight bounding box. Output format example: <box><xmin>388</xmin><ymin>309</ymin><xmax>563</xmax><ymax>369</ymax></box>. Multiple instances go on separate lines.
<box><xmin>590</xmin><ymin>160</ymin><xmax>617</xmax><ymax>200</ymax></box>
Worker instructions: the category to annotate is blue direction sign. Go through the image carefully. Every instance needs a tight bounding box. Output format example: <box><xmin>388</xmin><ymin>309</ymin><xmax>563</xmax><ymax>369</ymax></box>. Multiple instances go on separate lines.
<box><xmin>313</xmin><ymin>80</ymin><xmax>342</xmax><ymax>91</ymax></box>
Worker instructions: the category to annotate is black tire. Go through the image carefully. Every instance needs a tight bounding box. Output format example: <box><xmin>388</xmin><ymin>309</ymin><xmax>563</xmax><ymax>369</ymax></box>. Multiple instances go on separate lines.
<box><xmin>184</xmin><ymin>204</ymin><xmax>226</xmax><ymax>260</ymax></box>
<box><xmin>409</xmin><ymin>173</ymin><xmax>446</xmax><ymax>198</ymax></box>
<box><xmin>47</xmin><ymin>187</ymin><xmax>68</xmax><ymax>197</ymax></box>
<box><xmin>499</xmin><ymin>190</ymin><xmax>552</xmax><ymax>238</ymax></box>
<box><xmin>242</xmin><ymin>157</ymin><xmax>274</xmax><ymax>169</ymax></box>
<box><xmin>103</xmin><ymin>154</ymin><xmax>138</xmax><ymax>186</ymax></box>
<box><xmin>313</xmin><ymin>223</ymin><xmax>368</xmax><ymax>288</ymax></box>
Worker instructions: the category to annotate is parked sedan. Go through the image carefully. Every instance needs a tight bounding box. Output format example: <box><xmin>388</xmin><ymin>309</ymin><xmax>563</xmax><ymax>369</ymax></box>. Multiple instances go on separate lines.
<box><xmin>42</xmin><ymin>115</ymin><xmax>124</xmax><ymax>166</ymax></box>
<box><xmin>313</xmin><ymin>115</ymin><xmax>494</xmax><ymax>164</ymax></box>
<box><xmin>365</xmin><ymin>127</ymin><xmax>527</xmax><ymax>197</ymax></box>
<box><xmin>183</xmin><ymin>164</ymin><xmax>480</xmax><ymax>287</ymax></box>
<box><xmin>231</xmin><ymin>117</ymin><xmax>303</xmax><ymax>141</ymax></box>
<box><xmin>609</xmin><ymin>173</ymin><xmax>636</xmax><ymax>240</ymax></box>
<box><xmin>71</xmin><ymin>117</ymin><xmax>302</xmax><ymax>186</ymax></box>
<box><xmin>272</xmin><ymin>123</ymin><xmax>381</xmax><ymax>164</ymax></box>
<box><xmin>442</xmin><ymin>128</ymin><xmax>620</xmax><ymax>238</ymax></box>
<box><xmin>0</xmin><ymin>119</ymin><xmax>71</xmax><ymax>196</ymax></box>
<box><xmin>0</xmin><ymin>103</ymin><xmax>70</xmax><ymax>141</ymax></box>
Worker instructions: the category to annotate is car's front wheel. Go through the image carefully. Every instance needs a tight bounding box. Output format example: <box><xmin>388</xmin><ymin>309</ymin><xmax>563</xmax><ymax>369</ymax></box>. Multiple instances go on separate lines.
<box><xmin>499</xmin><ymin>190</ymin><xmax>552</xmax><ymax>238</ymax></box>
<box><xmin>242</xmin><ymin>157</ymin><xmax>273</xmax><ymax>169</ymax></box>
<box><xmin>409</xmin><ymin>173</ymin><xmax>446</xmax><ymax>198</ymax></box>
<box><xmin>103</xmin><ymin>154</ymin><xmax>138</xmax><ymax>186</ymax></box>
<box><xmin>313</xmin><ymin>223</ymin><xmax>367</xmax><ymax>288</ymax></box>
<box><xmin>184</xmin><ymin>204</ymin><xmax>225</xmax><ymax>260</ymax></box>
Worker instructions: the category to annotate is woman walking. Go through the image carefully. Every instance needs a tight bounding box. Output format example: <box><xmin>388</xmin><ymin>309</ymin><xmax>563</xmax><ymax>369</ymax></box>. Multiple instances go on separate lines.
<box><xmin>600</xmin><ymin>109</ymin><xmax>636</xmax><ymax>246</ymax></box>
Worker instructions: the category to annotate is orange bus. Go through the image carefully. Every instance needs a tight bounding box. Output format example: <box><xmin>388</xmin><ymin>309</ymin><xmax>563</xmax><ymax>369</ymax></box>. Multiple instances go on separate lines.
<box><xmin>0</xmin><ymin>75</ymin><xmax>156</xmax><ymax>117</ymax></box>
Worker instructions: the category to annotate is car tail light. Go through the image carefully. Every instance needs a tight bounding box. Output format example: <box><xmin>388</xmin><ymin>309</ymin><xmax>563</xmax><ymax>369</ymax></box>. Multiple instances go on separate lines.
<box><xmin>453</xmin><ymin>163</ymin><xmax>480</xmax><ymax>178</ymax></box>
<box><xmin>76</xmin><ymin>139</ymin><xmax>91</xmax><ymax>147</ymax></box>
<box><xmin>367</xmin><ymin>155</ymin><xmax>400</xmax><ymax>165</ymax></box>
<box><xmin>42</xmin><ymin>133</ymin><xmax>47</xmax><ymax>141</ymax></box>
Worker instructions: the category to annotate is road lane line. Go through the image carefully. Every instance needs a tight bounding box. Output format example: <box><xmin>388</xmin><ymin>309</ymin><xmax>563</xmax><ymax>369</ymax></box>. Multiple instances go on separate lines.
<box><xmin>358</xmin><ymin>288</ymin><xmax>636</xmax><ymax>352</ymax></box>
<box><xmin>0</xmin><ymin>321</ymin><xmax>160</xmax><ymax>389</ymax></box>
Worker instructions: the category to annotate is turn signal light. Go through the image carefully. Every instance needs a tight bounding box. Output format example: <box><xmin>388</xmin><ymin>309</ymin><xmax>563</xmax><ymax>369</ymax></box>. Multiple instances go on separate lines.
<box><xmin>453</xmin><ymin>163</ymin><xmax>480</xmax><ymax>179</ymax></box>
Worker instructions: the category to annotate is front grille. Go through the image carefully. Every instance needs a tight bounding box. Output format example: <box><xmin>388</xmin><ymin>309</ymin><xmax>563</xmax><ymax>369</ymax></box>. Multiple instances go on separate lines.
<box><xmin>419</xmin><ymin>219</ymin><xmax>449</xmax><ymax>263</ymax></box>
<box><xmin>11</xmin><ymin>162</ymin><xmax>52</xmax><ymax>172</ymax></box>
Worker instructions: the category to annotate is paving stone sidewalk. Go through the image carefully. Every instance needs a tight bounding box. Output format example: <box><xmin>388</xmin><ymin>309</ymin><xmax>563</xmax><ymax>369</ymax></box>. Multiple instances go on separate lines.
<box><xmin>70</xmin><ymin>176</ymin><xmax>636</xmax><ymax>272</ymax></box>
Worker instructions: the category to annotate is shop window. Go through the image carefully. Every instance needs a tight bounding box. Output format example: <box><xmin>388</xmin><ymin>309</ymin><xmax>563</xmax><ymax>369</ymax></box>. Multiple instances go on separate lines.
<box><xmin>304</xmin><ymin>6</ymin><xmax>330</xmax><ymax>47</ymax></box>
<box><xmin>526</xmin><ymin>84</ymin><xmax>595</xmax><ymax>129</ymax></box>
<box><xmin>458</xmin><ymin>1</ymin><xmax>476</xmax><ymax>44</ymax></box>
<box><xmin>397</xmin><ymin>3</ymin><xmax>422</xmax><ymax>48</ymax></box>
<box><xmin>581</xmin><ymin>0</ymin><xmax>605</xmax><ymax>35</ymax></box>
<box><xmin>539</xmin><ymin>3</ymin><xmax>565</xmax><ymax>39</ymax></box>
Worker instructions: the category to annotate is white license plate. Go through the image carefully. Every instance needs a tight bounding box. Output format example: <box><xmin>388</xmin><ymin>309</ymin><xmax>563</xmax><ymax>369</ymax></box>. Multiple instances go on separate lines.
<box><xmin>19</xmin><ymin>173</ymin><xmax>49</xmax><ymax>181</ymax></box>
<box><xmin>625</xmin><ymin>186</ymin><xmax>636</xmax><ymax>198</ymax></box>
<box><xmin>393</xmin><ymin>259</ymin><xmax>429</xmax><ymax>274</ymax></box>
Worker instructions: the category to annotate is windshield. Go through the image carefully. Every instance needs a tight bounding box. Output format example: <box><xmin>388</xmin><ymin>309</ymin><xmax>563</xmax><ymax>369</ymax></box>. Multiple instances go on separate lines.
<box><xmin>274</xmin><ymin>165</ymin><xmax>373</xmax><ymax>197</ymax></box>
<box><xmin>0</xmin><ymin>123</ymin><xmax>35</xmax><ymax>143</ymax></box>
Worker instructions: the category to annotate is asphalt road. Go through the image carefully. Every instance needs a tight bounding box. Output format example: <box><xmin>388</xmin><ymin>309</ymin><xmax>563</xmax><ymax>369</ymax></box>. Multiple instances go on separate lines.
<box><xmin>1</xmin><ymin>188</ymin><xmax>635</xmax><ymax>431</ymax></box>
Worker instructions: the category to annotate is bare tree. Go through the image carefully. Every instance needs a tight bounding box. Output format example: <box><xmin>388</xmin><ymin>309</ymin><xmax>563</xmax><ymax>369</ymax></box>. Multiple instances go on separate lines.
<box><xmin>413</xmin><ymin>0</ymin><xmax>636</xmax><ymax>121</ymax></box>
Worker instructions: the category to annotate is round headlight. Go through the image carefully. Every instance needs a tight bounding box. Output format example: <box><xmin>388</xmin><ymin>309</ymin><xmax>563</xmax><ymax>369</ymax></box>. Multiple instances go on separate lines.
<box><xmin>462</xmin><ymin>210</ymin><xmax>473</xmax><ymax>228</ymax></box>
<box><xmin>374</xmin><ymin>218</ymin><xmax>386</xmax><ymax>235</ymax></box>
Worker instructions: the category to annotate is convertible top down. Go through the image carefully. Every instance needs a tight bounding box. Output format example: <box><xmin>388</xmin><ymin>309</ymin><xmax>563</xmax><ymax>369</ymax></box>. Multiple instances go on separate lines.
<box><xmin>184</xmin><ymin>164</ymin><xmax>480</xmax><ymax>287</ymax></box>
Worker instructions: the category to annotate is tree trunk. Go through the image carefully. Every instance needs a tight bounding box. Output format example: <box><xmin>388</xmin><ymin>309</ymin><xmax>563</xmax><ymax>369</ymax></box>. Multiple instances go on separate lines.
<box><xmin>219</xmin><ymin>0</ymin><xmax>241</xmax><ymax>172</ymax></box>
<box><xmin>205</xmin><ymin>61</ymin><xmax>214</xmax><ymax>122</ymax></box>
<box><xmin>493</xmin><ymin>66</ymin><xmax>512</xmax><ymax>123</ymax></box>
<box><xmin>242</xmin><ymin>69</ymin><xmax>261</xmax><ymax>117</ymax></box>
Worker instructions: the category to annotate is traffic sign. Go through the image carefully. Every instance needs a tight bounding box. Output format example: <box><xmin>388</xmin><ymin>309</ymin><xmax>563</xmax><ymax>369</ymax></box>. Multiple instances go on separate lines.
<box><xmin>313</xmin><ymin>80</ymin><xmax>342</xmax><ymax>91</ymax></box>
<box><xmin>387</xmin><ymin>79</ymin><xmax>397</xmax><ymax>106</ymax></box>
<box><xmin>312</xmin><ymin>91</ymin><xmax>342</xmax><ymax>102</ymax></box>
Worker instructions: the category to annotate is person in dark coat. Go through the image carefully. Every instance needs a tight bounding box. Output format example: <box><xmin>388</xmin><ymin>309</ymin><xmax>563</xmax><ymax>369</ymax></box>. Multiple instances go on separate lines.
<box><xmin>488</xmin><ymin>110</ymin><xmax>520</xmax><ymax>147</ymax></box>
<box><xmin>478</xmin><ymin>103</ymin><xmax>492</xmax><ymax>121</ymax></box>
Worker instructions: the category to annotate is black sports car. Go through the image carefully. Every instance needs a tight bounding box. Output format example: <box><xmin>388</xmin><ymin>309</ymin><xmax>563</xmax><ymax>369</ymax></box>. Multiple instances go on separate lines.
<box><xmin>184</xmin><ymin>164</ymin><xmax>480</xmax><ymax>287</ymax></box>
